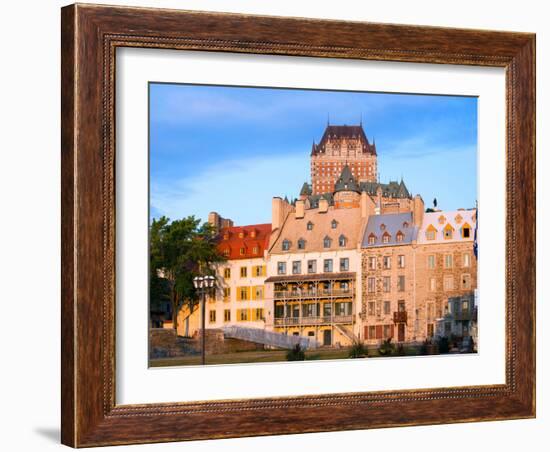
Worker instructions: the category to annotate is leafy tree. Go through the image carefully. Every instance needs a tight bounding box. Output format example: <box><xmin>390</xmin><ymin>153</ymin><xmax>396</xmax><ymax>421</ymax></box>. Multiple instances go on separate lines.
<box><xmin>149</xmin><ymin>215</ymin><xmax>225</xmax><ymax>331</ymax></box>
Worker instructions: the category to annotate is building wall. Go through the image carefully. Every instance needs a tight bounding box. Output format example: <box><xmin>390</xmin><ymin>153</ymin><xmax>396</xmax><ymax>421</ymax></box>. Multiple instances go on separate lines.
<box><xmin>311</xmin><ymin>152</ymin><xmax>377</xmax><ymax>194</ymax></box>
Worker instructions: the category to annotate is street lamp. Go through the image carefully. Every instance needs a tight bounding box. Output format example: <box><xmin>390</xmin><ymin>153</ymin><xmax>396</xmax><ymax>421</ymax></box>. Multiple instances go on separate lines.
<box><xmin>193</xmin><ymin>274</ymin><xmax>216</xmax><ymax>365</ymax></box>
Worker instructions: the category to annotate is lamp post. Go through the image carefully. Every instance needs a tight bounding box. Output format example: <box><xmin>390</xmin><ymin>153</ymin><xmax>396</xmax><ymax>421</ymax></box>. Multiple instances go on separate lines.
<box><xmin>193</xmin><ymin>274</ymin><xmax>216</xmax><ymax>365</ymax></box>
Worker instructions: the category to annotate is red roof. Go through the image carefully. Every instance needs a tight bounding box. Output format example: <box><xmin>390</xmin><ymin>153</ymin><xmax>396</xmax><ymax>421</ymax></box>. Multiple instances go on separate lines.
<box><xmin>217</xmin><ymin>223</ymin><xmax>272</xmax><ymax>260</ymax></box>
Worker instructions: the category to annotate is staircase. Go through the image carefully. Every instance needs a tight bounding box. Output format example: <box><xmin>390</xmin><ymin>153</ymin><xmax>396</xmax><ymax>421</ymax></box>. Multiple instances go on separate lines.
<box><xmin>222</xmin><ymin>325</ymin><xmax>319</xmax><ymax>350</ymax></box>
<box><xmin>334</xmin><ymin>324</ymin><xmax>358</xmax><ymax>343</ymax></box>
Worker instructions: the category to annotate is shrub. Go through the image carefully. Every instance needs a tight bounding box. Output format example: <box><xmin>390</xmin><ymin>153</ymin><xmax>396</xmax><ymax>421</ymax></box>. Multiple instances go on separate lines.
<box><xmin>348</xmin><ymin>342</ymin><xmax>367</xmax><ymax>358</ymax></box>
<box><xmin>438</xmin><ymin>336</ymin><xmax>450</xmax><ymax>354</ymax></box>
<box><xmin>378</xmin><ymin>338</ymin><xmax>395</xmax><ymax>356</ymax></box>
<box><xmin>396</xmin><ymin>343</ymin><xmax>406</xmax><ymax>356</ymax></box>
<box><xmin>286</xmin><ymin>344</ymin><xmax>306</xmax><ymax>361</ymax></box>
<box><xmin>420</xmin><ymin>339</ymin><xmax>429</xmax><ymax>355</ymax></box>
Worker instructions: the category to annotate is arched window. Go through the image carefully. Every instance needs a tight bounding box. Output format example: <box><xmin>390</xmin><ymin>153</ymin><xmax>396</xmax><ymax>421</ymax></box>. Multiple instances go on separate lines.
<box><xmin>297</xmin><ymin>238</ymin><xmax>306</xmax><ymax>250</ymax></box>
<box><xmin>338</xmin><ymin>234</ymin><xmax>347</xmax><ymax>247</ymax></box>
<box><xmin>282</xmin><ymin>239</ymin><xmax>290</xmax><ymax>251</ymax></box>
<box><xmin>396</xmin><ymin>231</ymin><xmax>404</xmax><ymax>242</ymax></box>
<box><xmin>382</xmin><ymin>231</ymin><xmax>391</xmax><ymax>244</ymax></box>
<box><xmin>331</xmin><ymin>219</ymin><xmax>338</xmax><ymax>229</ymax></box>
<box><xmin>368</xmin><ymin>234</ymin><xmax>376</xmax><ymax>245</ymax></box>
<box><xmin>323</xmin><ymin>236</ymin><xmax>332</xmax><ymax>248</ymax></box>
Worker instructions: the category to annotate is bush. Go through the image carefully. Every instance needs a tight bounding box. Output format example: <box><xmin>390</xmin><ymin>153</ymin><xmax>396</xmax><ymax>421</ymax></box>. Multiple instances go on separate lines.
<box><xmin>396</xmin><ymin>343</ymin><xmax>406</xmax><ymax>356</ymax></box>
<box><xmin>378</xmin><ymin>338</ymin><xmax>395</xmax><ymax>356</ymax></box>
<box><xmin>286</xmin><ymin>344</ymin><xmax>306</xmax><ymax>361</ymax></box>
<box><xmin>438</xmin><ymin>336</ymin><xmax>450</xmax><ymax>354</ymax></box>
<box><xmin>348</xmin><ymin>342</ymin><xmax>367</xmax><ymax>358</ymax></box>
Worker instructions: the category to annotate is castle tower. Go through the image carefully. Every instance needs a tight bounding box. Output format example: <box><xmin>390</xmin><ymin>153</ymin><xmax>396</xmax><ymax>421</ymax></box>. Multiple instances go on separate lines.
<box><xmin>310</xmin><ymin>124</ymin><xmax>377</xmax><ymax>195</ymax></box>
<box><xmin>333</xmin><ymin>165</ymin><xmax>361</xmax><ymax>209</ymax></box>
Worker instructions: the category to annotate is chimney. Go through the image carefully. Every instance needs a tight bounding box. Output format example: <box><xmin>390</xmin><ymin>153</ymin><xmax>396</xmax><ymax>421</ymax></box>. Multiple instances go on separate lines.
<box><xmin>413</xmin><ymin>194</ymin><xmax>425</xmax><ymax>227</ymax></box>
<box><xmin>319</xmin><ymin>198</ymin><xmax>329</xmax><ymax>213</ymax></box>
<box><xmin>295</xmin><ymin>199</ymin><xmax>305</xmax><ymax>219</ymax></box>
<box><xmin>208</xmin><ymin>212</ymin><xmax>220</xmax><ymax>229</ymax></box>
<box><xmin>361</xmin><ymin>191</ymin><xmax>368</xmax><ymax>218</ymax></box>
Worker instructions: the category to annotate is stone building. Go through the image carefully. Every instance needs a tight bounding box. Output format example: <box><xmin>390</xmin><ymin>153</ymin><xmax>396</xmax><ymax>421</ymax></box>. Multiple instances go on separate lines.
<box><xmin>413</xmin><ymin>210</ymin><xmax>478</xmax><ymax>340</ymax></box>
<box><xmin>310</xmin><ymin>124</ymin><xmax>378</xmax><ymax>195</ymax></box>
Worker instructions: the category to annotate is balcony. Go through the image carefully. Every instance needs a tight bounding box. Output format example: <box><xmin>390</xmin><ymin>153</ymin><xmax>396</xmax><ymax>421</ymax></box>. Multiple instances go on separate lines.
<box><xmin>393</xmin><ymin>311</ymin><xmax>408</xmax><ymax>324</ymax></box>
<box><xmin>454</xmin><ymin>310</ymin><xmax>477</xmax><ymax>321</ymax></box>
<box><xmin>273</xmin><ymin>289</ymin><xmax>353</xmax><ymax>300</ymax></box>
<box><xmin>274</xmin><ymin>315</ymin><xmax>353</xmax><ymax>326</ymax></box>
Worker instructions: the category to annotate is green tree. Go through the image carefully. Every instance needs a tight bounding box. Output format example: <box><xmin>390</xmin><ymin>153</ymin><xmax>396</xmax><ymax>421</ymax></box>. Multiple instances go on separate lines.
<box><xmin>149</xmin><ymin>215</ymin><xmax>225</xmax><ymax>331</ymax></box>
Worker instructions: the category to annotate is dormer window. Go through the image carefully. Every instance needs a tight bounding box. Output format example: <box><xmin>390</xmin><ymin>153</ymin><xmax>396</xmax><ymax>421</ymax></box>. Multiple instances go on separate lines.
<box><xmin>250</xmin><ymin>230</ymin><xmax>256</xmax><ymax>238</ymax></box>
<box><xmin>368</xmin><ymin>234</ymin><xmax>376</xmax><ymax>245</ymax></box>
<box><xmin>402</xmin><ymin>221</ymin><xmax>409</xmax><ymax>229</ymax></box>
<box><xmin>338</xmin><ymin>234</ymin><xmax>347</xmax><ymax>247</ymax></box>
<box><xmin>297</xmin><ymin>238</ymin><xmax>306</xmax><ymax>250</ymax></box>
<box><xmin>252</xmin><ymin>246</ymin><xmax>259</xmax><ymax>254</ymax></box>
<box><xmin>396</xmin><ymin>231</ymin><xmax>404</xmax><ymax>242</ymax></box>
<box><xmin>223</xmin><ymin>248</ymin><xmax>230</xmax><ymax>257</ymax></box>
<box><xmin>223</xmin><ymin>233</ymin><xmax>229</xmax><ymax>240</ymax></box>
<box><xmin>239</xmin><ymin>231</ymin><xmax>245</xmax><ymax>238</ymax></box>
<box><xmin>382</xmin><ymin>232</ymin><xmax>391</xmax><ymax>244</ymax></box>
<box><xmin>239</xmin><ymin>247</ymin><xmax>245</xmax><ymax>255</ymax></box>
<box><xmin>438</xmin><ymin>215</ymin><xmax>446</xmax><ymax>225</ymax></box>
<box><xmin>331</xmin><ymin>219</ymin><xmax>338</xmax><ymax>229</ymax></box>
<box><xmin>462</xmin><ymin>223</ymin><xmax>472</xmax><ymax>238</ymax></box>
<box><xmin>455</xmin><ymin>214</ymin><xmax>463</xmax><ymax>224</ymax></box>
<box><xmin>380</xmin><ymin>223</ymin><xmax>386</xmax><ymax>231</ymax></box>
<box><xmin>444</xmin><ymin>223</ymin><xmax>454</xmax><ymax>239</ymax></box>
<box><xmin>425</xmin><ymin>225</ymin><xmax>437</xmax><ymax>240</ymax></box>
<box><xmin>307</xmin><ymin>221</ymin><xmax>314</xmax><ymax>231</ymax></box>
<box><xmin>282</xmin><ymin>239</ymin><xmax>290</xmax><ymax>251</ymax></box>
<box><xmin>323</xmin><ymin>236</ymin><xmax>332</xmax><ymax>248</ymax></box>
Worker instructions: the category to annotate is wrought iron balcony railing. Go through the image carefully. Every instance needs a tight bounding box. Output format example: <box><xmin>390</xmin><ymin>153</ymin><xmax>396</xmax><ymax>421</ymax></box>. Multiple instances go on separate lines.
<box><xmin>273</xmin><ymin>315</ymin><xmax>353</xmax><ymax>326</ymax></box>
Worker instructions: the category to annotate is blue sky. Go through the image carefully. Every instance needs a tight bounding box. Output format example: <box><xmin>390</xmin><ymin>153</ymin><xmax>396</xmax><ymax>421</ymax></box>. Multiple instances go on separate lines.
<box><xmin>149</xmin><ymin>83</ymin><xmax>477</xmax><ymax>225</ymax></box>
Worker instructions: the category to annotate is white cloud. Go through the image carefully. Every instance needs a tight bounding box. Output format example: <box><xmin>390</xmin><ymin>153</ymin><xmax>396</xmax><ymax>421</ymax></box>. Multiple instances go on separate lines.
<box><xmin>151</xmin><ymin>152</ymin><xmax>309</xmax><ymax>225</ymax></box>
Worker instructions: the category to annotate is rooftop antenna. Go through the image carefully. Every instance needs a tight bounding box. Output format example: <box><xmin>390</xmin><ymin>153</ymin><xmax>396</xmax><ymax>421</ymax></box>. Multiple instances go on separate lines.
<box><xmin>360</xmin><ymin>112</ymin><xmax>363</xmax><ymax>126</ymax></box>
<box><xmin>327</xmin><ymin>113</ymin><xmax>330</xmax><ymax>126</ymax></box>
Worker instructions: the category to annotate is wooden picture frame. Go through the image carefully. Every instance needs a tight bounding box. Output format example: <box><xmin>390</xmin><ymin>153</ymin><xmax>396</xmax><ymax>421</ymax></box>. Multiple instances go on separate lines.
<box><xmin>61</xmin><ymin>3</ymin><xmax>535</xmax><ymax>447</ymax></box>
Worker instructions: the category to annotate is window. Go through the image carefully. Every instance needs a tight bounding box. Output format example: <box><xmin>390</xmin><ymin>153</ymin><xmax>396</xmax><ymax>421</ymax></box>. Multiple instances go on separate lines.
<box><xmin>240</xmin><ymin>266</ymin><xmax>247</xmax><ymax>277</ymax></box>
<box><xmin>223</xmin><ymin>268</ymin><xmax>231</xmax><ymax>279</ymax></box>
<box><xmin>323</xmin><ymin>303</ymin><xmax>332</xmax><ymax>316</ymax></box>
<box><xmin>223</xmin><ymin>287</ymin><xmax>230</xmax><ymax>301</ymax></box>
<box><xmin>461</xmin><ymin>274</ymin><xmax>471</xmax><ymax>290</ymax></box>
<box><xmin>383</xmin><ymin>324</ymin><xmax>391</xmax><ymax>338</ymax></box>
<box><xmin>239</xmin><ymin>232</ymin><xmax>244</xmax><ymax>238</ymax></box>
<box><xmin>462</xmin><ymin>225</ymin><xmax>471</xmax><ymax>238</ymax></box>
<box><xmin>224</xmin><ymin>309</ymin><xmax>231</xmax><ymax>322</ymax></box>
<box><xmin>223</xmin><ymin>248</ymin><xmax>230</xmax><ymax>257</ymax></box>
<box><xmin>297</xmin><ymin>238</ymin><xmax>305</xmax><ymax>250</ymax></box>
<box><xmin>239</xmin><ymin>287</ymin><xmax>249</xmax><ymax>300</ymax></box>
<box><xmin>368</xmin><ymin>234</ymin><xmax>376</xmax><ymax>245</ymax></box>
<box><xmin>250</xmin><ymin>230</ymin><xmax>256</xmax><ymax>238</ymax></box>
<box><xmin>252</xmin><ymin>246</ymin><xmax>258</xmax><ymax>255</ymax></box>
<box><xmin>253</xmin><ymin>286</ymin><xmax>264</xmax><ymax>300</ymax></box>
<box><xmin>398</xmin><ymin>255</ymin><xmax>405</xmax><ymax>268</ymax></box>
<box><xmin>292</xmin><ymin>261</ymin><xmax>302</xmax><ymax>274</ymax></box>
<box><xmin>368</xmin><ymin>256</ymin><xmax>377</xmax><ymax>270</ymax></box>
<box><xmin>340</xmin><ymin>281</ymin><xmax>349</xmax><ymax>292</ymax></box>
<box><xmin>444</xmin><ymin>254</ymin><xmax>453</xmax><ymax>268</ymax></box>
<box><xmin>340</xmin><ymin>258</ymin><xmax>349</xmax><ymax>272</ymax></box>
<box><xmin>383</xmin><ymin>256</ymin><xmax>391</xmax><ymax>269</ymax></box>
<box><xmin>368</xmin><ymin>325</ymin><xmax>376</xmax><ymax>339</ymax></box>
<box><xmin>277</xmin><ymin>262</ymin><xmax>286</xmax><ymax>275</ymax></box>
<box><xmin>238</xmin><ymin>309</ymin><xmax>249</xmax><ymax>321</ymax></box>
<box><xmin>338</xmin><ymin>234</ymin><xmax>347</xmax><ymax>247</ymax></box>
<box><xmin>444</xmin><ymin>275</ymin><xmax>454</xmax><ymax>291</ymax></box>
<box><xmin>382</xmin><ymin>232</ymin><xmax>391</xmax><ymax>244</ymax></box>
<box><xmin>253</xmin><ymin>265</ymin><xmax>264</xmax><ymax>277</ymax></box>
<box><xmin>425</xmin><ymin>225</ymin><xmax>437</xmax><ymax>240</ymax></box>
<box><xmin>430</xmin><ymin>277</ymin><xmax>437</xmax><ymax>292</ymax></box>
<box><xmin>396</xmin><ymin>231</ymin><xmax>404</xmax><ymax>242</ymax></box>
<box><xmin>239</xmin><ymin>247</ymin><xmax>245</xmax><ymax>255</ymax></box>
<box><xmin>307</xmin><ymin>221</ymin><xmax>313</xmax><ymax>230</ymax></box>
<box><xmin>324</xmin><ymin>259</ymin><xmax>333</xmax><ymax>272</ymax></box>
<box><xmin>331</xmin><ymin>219</ymin><xmax>338</xmax><ymax>229</ymax></box>
<box><xmin>427</xmin><ymin>255</ymin><xmax>435</xmax><ymax>269</ymax></box>
<box><xmin>463</xmin><ymin>253</ymin><xmax>471</xmax><ymax>268</ymax></box>
<box><xmin>443</xmin><ymin>224</ymin><xmax>454</xmax><ymax>239</ymax></box>
<box><xmin>307</xmin><ymin>260</ymin><xmax>317</xmax><ymax>273</ymax></box>
<box><xmin>376</xmin><ymin>300</ymin><xmax>382</xmax><ymax>317</ymax></box>
<box><xmin>384</xmin><ymin>301</ymin><xmax>391</xmax><ymax>315</ymax></box>
<box><xmin>282</xmin><ymin>239</ymin><xmax>290</xmax><ymax>251</ymax></box>
<box><xmin>368</xmin><ymin>277</ymin><xmax>376</xmax><ymax>293</ymax></box>
<box><xmin>397</xmin><ymin>275</ymin><xmax>405</xmax><ymax>292</ymax></box>
<box><xmin>323</xmin><ymin>236</ymin><xmax>332</xmax><ymax>248</ymax></box>
<box><xmin>383</xmin><ymin>276</ymin><xmax>391</xmax><ymax>293</ymax></box>
<box><xmin>209</xmin><ymin>310</ymin><xmax>216</xmax><ymax>323</ymax></box>
<box><xmin>368</xmin><ymin>302</ymin><xmax>375</xmax><ymax>316</ymax></box>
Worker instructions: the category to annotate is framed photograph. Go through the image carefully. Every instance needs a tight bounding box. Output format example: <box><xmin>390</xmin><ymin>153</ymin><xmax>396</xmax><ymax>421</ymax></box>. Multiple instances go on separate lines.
<box><xmin>61</xmin><ymin>3</ymin><xmax>535</xmax><ymax>447</ymax></box>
